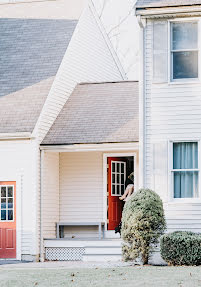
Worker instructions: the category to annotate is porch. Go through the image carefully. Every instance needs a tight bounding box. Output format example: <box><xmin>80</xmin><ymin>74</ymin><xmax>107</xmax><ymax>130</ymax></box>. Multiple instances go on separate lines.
<box><xmin>39</xmin><ymin>81</ymin><xmax>139</xmax><ymax>261</ymax></box>
<box><xmin>40</xmin><ymin>143</ymin><xmax>139</xmax><ymax>261</ymax></box>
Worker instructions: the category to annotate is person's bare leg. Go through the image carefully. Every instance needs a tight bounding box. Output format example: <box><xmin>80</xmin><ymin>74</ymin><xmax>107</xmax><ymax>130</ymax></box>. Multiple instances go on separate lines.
<box><xmin>119</xmin><ymin>185</ymin><xmax>133</xmax><ymax>200</ymax></box>
<box><xmin>119</xmin><ymin>185</ymin><xmax>130</xmax><ymax>200</ymax></box>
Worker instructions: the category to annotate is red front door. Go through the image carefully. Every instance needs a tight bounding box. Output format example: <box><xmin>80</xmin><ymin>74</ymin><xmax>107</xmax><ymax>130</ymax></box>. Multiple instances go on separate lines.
<box><xmin>108</xmin><ymin>158</ymin><xmax>126</xmax><ymax>230</ymax></box>
<box><xmin>0</xmin><ymin>182</ymin><xmax>16</xmax><ymax>258</ymax></box>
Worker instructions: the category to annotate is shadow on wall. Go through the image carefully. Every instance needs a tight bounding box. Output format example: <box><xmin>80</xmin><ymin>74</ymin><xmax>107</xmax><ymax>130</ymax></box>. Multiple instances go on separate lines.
<box><xmin>0</xmin><ymin>18</ymin><xmax>77</xmax><ymax>98</ymax></box>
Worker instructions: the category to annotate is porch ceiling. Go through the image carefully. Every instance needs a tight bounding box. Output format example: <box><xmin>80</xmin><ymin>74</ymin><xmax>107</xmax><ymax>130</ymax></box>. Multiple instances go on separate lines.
<box><xmin>41</xmin><ymin>81</ymin><xmax>139</xmax><ymax>146</ymax></box>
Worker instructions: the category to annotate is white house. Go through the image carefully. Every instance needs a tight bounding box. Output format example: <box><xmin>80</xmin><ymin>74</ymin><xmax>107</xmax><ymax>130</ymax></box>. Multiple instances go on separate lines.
<box><xmin>0</xmin><ymin>0</ymin><xmax>138</xmax><ymax>262</ymax></box>
<box><xmin>136</xmin><ymin>0</ymin><xmax>201</xmax><ymax>236</ymax></box>
<box><xmin>1</xmin><ymin>0</ymin><xmax>201</xmax><ymax>264</ymax></box>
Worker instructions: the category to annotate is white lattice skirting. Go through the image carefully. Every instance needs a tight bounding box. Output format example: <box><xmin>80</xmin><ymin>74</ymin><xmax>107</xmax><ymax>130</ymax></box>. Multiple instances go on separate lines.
<box><xmin>46</xmin><ymin>247</ymin><xmax>85</xmax><ymax>261</ymax></box>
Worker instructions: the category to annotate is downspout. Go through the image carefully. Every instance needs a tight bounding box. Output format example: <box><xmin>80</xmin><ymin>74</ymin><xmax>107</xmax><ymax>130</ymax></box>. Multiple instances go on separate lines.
<box><xmin>137</xmin><ymin>14</ymin><xmax>146</xmax><ymax>188</ymax></box>
<box><xmin>40</xmin><ymin>149</ymin><xmax>45</xmax><ymax>262</ymax></box>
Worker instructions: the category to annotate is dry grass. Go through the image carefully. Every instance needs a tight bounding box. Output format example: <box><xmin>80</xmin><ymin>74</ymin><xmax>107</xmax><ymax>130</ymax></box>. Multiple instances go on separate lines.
<box><xmin>0</xmin><ymin>266</ymin><xmax>200</xmax><ymax>287</ymax></box>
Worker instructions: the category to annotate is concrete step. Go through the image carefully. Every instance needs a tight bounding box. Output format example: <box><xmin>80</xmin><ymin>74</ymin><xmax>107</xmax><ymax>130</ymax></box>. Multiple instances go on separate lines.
<box><xmin>85</xmin><ymin>246</ymin><xmax>122</xmax><ymax>255</ymax></box>
<box><xmin>84</xmin><ymin>240</ymin><xmax>122</xmax><ymax>247</ymax></box>
<box><xmin>83</xmin><ymin>254</ymin><xmax>122</xmax><ymax>262</ymax></box>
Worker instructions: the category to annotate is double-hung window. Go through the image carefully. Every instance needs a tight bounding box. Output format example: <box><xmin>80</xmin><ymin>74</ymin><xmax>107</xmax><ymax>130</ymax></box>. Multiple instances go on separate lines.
<box><xmin>172</xmin><ymin>142</ymin><xmax>199</xmax><ymax>199</ymax></box>
<box><xmin>171</xmin><ymin>21</ymin><xmax>198</xmax><ymax>81</ymax></box>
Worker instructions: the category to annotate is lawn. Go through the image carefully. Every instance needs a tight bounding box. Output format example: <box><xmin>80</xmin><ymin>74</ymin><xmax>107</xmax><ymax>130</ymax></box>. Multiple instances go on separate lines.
<box><xmin>0</xmin><ymin>266</ymin><xmax>201</xmax><ymax>287</ymax></box>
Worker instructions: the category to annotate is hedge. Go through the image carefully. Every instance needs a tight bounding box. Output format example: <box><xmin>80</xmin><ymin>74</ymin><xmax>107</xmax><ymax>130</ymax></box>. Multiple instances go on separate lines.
<box><xmin>160</xmin><ymin>231</ymin><xmax>201</xmax><ymax>266</ymax></box>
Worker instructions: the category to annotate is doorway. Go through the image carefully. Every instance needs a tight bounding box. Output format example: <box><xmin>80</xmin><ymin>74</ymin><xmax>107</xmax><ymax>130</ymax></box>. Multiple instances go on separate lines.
<box><xmin>0</xmin><ymin>182</ymin><xmax>16</xmax><ymax>258</ymax></box>
<box><xmin>107</xmin><ymin>156</ymin><xmax>134</xmax><ymax>231</ymax></box>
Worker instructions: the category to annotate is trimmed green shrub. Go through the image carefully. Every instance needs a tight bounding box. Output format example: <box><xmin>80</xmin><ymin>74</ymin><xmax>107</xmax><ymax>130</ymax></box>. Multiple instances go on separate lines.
<box><xmin>121</xmin><ymin>188</ymin><xmax>166</xmax><ymax>265</ymax></box>
<box><xmin>161</xmin><ymin>231</ymin><xmax>201</xmax><ymax>266</ymax></box>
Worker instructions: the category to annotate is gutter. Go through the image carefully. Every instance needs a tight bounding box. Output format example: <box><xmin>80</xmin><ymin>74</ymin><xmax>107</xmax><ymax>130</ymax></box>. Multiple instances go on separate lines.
<box><xmin>136</xmin><ymin>5</ymin><xmax>201</xmax><ymax>18</ymax></box>
<box><xmin>40</xmin><ymin>142</ymin><xmax>139</xmax><ymax>152</ymax></box>
<box><xmin>0</xmin><ymin>132</ymin><xmax>33</xmax><ymax>140</ymax></box>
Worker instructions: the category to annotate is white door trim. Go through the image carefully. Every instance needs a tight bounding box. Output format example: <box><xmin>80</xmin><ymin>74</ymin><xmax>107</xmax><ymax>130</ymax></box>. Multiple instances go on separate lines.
<box><xmin>103</xmin><ymin>152</ymin><xmax>137</xmax><ymax>233</ymax></box>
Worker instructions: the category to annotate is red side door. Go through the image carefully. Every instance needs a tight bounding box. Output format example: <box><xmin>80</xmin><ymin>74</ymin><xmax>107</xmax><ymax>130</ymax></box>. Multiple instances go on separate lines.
<box><xmin>108</xmin><ymin>158</ymin><xmax>126</xmax><ymax>230</ymax></box>
<box><xmin>0</xmin><ymin>182</ymin><xmax>16</xmax><ymax>258</ymax></box>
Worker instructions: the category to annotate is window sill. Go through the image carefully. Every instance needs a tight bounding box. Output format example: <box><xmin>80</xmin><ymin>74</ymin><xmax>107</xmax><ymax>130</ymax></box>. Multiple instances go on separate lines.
<box><xmin>168</xmin><ymin>79</ymin><xmax>200</xmax><ymax>85</ymax></box>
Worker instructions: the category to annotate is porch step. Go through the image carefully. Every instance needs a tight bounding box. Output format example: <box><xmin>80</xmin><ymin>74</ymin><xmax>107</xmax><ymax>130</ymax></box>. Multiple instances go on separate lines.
<box><xmin>85</xmin><ymin>246</ymin><xmax>122</xmax><ymax>255</ymax></box>
<box><xmin>83</xmin><ymin>244</ymin><xmax>122</xmax><ymax>262</ymax></box>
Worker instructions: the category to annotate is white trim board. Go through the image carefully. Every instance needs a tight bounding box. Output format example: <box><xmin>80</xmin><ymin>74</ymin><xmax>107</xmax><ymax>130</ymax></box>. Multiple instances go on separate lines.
<box><xmin>40</xmin><ymin>143</ymin><xmax>139</xmax><ymax>153</ymax></box>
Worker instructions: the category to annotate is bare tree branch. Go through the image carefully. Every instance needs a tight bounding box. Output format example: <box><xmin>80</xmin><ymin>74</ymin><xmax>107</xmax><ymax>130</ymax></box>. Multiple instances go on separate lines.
<box><xmin>107</xmin><ymin>2</ymin><xmax>135</xmax><ymax>36</ymax></box>
<box><xmin>99</xmin><ymin>0</ymin><xmax>109</xmax><ymax>18</ymax></box>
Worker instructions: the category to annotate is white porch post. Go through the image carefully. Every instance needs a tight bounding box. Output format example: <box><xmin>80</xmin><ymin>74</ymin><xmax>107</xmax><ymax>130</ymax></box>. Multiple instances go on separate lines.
<box><xmin>39</xmin><ymin>150</ymin><xmax>45</xmax><ymax>262</ymax></box>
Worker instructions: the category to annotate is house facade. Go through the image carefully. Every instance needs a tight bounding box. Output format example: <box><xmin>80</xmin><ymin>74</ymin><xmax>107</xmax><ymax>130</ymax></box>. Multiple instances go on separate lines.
<box><xmin>1</xmin><ymin>0</ymin><xmax>201</xmax><ymax>264</ymax></box>
<box><xmin>136</xmin><ymin>0</ymin><xmax>201</xmax><ymax>236</ymax></box>
<box><xmin>0</xmin><ymin>0</ymin><xmax>137</xmax><ymax>262</ymax></box>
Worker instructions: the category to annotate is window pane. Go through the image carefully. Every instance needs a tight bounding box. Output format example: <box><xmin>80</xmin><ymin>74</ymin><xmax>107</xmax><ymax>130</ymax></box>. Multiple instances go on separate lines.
<box><xmin>8</xmin><ymin>210</ymin><xmax>13</xmax><ymax>221</ymax></box>
<box><xmin>121</xmin><ymin>185</ymin><xmax>125</xmax><ymax>195</ymax></box>
<box><xmin>173</xmin><ymin>142</ymin><xmax>198</xmax><ymax>169</ymax></box>
<box><xmin>174</xmin><ymin>171</ymin><xmax>198</xmax><ymax>198</ymax></box>
<box><xmin>117</xmin><ymin>174</ymin><xmax>120</xmax><ymax>184</ymax></box>
<box><xmin>173</xmin><ymin>51</ymin><xmax>198</xmax><ymax>79</ymax></box>
<box><xmin>121</xmin><ymin>164</ymin><xmax>124</xmax><ymax>173</ymax></box>
<box><xmin>116</xmin><ymin>185</ymin><xmax>120</xmax><ymax>195</ymax></box>
<box><xmin>1</xmin><ymin>198</ymin><xmax>6</xmax><ymax>209</ymax></box>
<box><xmin>1</xmin><ymin>187</ymin><xmax>6</xmax><ymax>197</ymax></box>
<box><xmin>112</xmin><ymin>185</ymin><xmax>115</xmax><ymax>195</ymax></box>
<box><xmin>8</xmin><ymin>198</ymin><xmax>13</xmax><ymax>209</ymax></box>
<box><xmin>117</xmin><ymin>163</ymin><xmax>120</xmax><ymax>173</ymax></box>
<box><xmin>8</xmin><ymin>187</ymin><xmax>13</xmax><ymax>198</ymax></box>
<box><xmin>172</xmin><ymin>22</ymin><xmax>198</xmax><ymax>50</ymax></box>
<box><xmin>112</xmin><ymin>162</ymin><xmax>115</xmax><ymax>172</ymax></box>
<box><xmin>1</xmin><ymin>210</ymin><xmax>6</xmax><ymax>221</ymax></box>
<box><xmin>112</xmin><ymin>174</ymin><xmax>115</xmax><ymax>184</ymax></box>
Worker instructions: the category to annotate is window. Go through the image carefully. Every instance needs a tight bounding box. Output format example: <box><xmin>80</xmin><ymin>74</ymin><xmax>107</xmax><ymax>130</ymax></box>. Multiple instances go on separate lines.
<box><xmin>111</xmin><ymin>161</ymin><xmax>126</xmax><ymax>196</ymax></box>
<box><xmin>172</xmin><ymin>142</ymin><xmax>199</xmax><ymax>198</ymax></box>
<box><xmin>0</xmin><ymin>186</ymin><xmax>14</xmax><ymax>221</ymax></box>
<box><xmin>171</xmin><ymin>22</ymin><xmax>198</xmax><ymax>80</ymax></box>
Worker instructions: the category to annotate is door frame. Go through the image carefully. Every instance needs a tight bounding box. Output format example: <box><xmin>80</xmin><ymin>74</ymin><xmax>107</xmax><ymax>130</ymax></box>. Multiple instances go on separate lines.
<box><xmin>0</xmin><ymin>175</ymin><xmax>22</xmax><ymax>260</ymax></box>
<box><xmin>103</xmin><ymin>152</ymin><xmax>137</xmax><ymax>232</ymax></box>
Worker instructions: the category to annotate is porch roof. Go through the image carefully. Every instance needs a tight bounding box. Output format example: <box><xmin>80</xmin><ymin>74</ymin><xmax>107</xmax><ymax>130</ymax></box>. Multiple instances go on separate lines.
<box><xmin>42</xmin><ymin>81</ymin><xmax>139</xmax><ymax>145</ymax></box>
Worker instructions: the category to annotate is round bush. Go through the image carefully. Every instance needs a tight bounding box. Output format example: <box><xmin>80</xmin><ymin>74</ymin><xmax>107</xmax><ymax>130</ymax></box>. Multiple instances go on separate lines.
<box><xmin>161</xmin><ymin>231</ymin><xmax>201</xmax><ymax>266</ymax></box>
<box><xmin>121</xmin><ymin>188</ymin><xmax>166</xmax><ymax>265</ymax></box>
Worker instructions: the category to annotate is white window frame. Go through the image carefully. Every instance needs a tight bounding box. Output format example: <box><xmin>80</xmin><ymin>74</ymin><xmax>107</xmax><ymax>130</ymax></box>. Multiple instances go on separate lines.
<box><xmin>168</xmin><ymin>18</ymin><xmax>200</xmax><ymax>84</ymax></box>
<box><xmin>0</xmin><ymin>185</ymin><xmax>15</xmax><ymax>222</ymax></box>
<box><xmin>168</xmin><ymin>140</ymin><xmax>201</xmax><ymax>203</ymax></box>
<box><xmin>111</xmin><ymin>161</ymin><xmax>126</xmax><ymax>197</ymax></box>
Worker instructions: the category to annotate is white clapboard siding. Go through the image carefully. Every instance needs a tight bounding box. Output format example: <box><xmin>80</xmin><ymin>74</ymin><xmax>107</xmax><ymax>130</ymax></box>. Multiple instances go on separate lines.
<box><xmin>42</xmin><ymin>152</ymin><xmax>59</xmax><ymax>238</ymax></box>
<box><xmin>34</xmin><ymin>4</ymin><xmax>125</xmax><ymax>142</ymax></box>
<box><xmin>0</xmin><ymin>140</ymin><xmax>39</xmax><ymax>257</ymax></box>
<box><xmin>59</xmin><ymin>152</ymin><xmax>103</xmax><ymax>225</ymax></box>
<box><xmin>144</xmin><ymin>19</ymin><xmax>201</xmax><ymax>233</ymax></box>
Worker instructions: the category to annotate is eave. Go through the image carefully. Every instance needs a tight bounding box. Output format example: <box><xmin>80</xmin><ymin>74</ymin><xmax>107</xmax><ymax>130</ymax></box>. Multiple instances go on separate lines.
<box><xmin>135</xmin><ymin>5</ymin><xmax>201</xmax><ymax>18</ymax></box>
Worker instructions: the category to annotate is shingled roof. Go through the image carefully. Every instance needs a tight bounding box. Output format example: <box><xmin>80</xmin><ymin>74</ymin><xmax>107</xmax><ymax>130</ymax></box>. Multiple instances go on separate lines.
<box><xmin>0</xmin><ymin>18</ymin><xmax>77</xmax><ymax>133</ymax></box>
<box><xmin>42</xmin><ymin>81</ymin><xmax>139</xmax><ymax>145</ymax></box>
<box><xmin>136</xmin><ymin>0</ymin><xmax>201</xmax><ymax>8</ymax></box>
